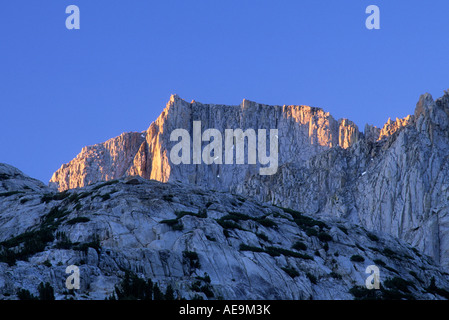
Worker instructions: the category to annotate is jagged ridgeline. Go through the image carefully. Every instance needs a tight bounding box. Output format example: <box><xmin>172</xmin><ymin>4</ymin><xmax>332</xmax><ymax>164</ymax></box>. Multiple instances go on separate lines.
<box><xmin>49</xmin><ymin>92</ymin><xmax>449</xmax><ymax>267</ymax></box>
<box><xmin>50</xmin><ymin>94</ymin><xmax>362</xmax><ymax>192</ymax></box>
<box><xmin>1</xmin><ymin>165</ymin><xmax>449</xmax><ymax>300</ymax></box>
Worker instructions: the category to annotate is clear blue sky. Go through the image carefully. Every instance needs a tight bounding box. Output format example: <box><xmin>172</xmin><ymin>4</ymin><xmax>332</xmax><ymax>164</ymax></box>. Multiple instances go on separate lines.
<box><xmin>1</xmin><ymin>0</ymin><xmax>448</xmax><ymax>183</ymax></box>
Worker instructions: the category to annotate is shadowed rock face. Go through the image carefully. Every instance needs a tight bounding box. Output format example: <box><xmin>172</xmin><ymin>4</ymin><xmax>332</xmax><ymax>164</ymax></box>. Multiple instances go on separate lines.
<box><xmin>48</xmin><ymin>91</ymin><xmax>449</xmax><ymax>267</ymax></box>
<box><xmin>1</xmin><ymin>167</ymin><xmax>449</xmax><ymax>300</ymax></box>
<box><xmin>238</xmin><ymin>92</ymin><xmax>449</xmax><ymax>266</ymax></box>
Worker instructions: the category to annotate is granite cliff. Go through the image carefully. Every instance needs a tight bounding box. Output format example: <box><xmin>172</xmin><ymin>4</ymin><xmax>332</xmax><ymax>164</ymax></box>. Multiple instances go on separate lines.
<box><xmin>50</xmin><ymin>95</ymin><xmax>360</xmax><ymax>191</ymax></box>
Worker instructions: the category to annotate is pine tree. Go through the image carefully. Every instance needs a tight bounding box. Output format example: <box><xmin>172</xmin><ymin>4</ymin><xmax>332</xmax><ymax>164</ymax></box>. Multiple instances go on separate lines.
<box><xmin>144</xmin><ymin>279</ymin><xmax>153</xmax><ymax>300</ymax></box>
<box><xmin>38</xmin><ymin>282</ymin><xmax>55</xmax><ymax>300</ymax></box>
<box><xmin>164</xmin><ymin>284</ymin><xmax>175</xmax><ymax>300</ymax></box>
<box><xmin>153</xmin><ymin>283</ymin><xmax>164</xmax><ymax>300</ymax></box>
<box><xmin>17</xmin><ymin>289</ymin><xmax>37</xmax><ymax>300</ymax></box>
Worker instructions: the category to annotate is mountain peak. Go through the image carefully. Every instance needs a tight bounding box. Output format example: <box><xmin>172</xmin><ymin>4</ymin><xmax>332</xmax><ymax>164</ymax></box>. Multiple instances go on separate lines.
<box><xmin>169</xmin><ymin>93</ymin><xmax>181</xmax><ymax>102</ymax></box>
<box><xmin>50</xmin><ymin>95</ymin><xmax>364</xmax><ymax>192</ymax></box>
<box><xmin>414</xmin><ymin>92</ymin><xmax>434</xmax><ymax>120</ymax></box>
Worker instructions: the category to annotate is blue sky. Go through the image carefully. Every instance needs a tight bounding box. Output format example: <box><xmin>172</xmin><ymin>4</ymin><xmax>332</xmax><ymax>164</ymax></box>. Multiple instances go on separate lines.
<box><xmin>1</xmin><ymin>0</ymin><xmax>449</xmax><ymax>183</ymax></box>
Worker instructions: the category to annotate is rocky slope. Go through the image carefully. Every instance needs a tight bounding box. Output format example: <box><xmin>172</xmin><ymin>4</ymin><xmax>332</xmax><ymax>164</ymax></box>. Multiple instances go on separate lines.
<box><xmin>48</xmin><ymin>91</ymin><xmax>449</xmax><ymax>268</ymax></box>
<box><xmin>1</xmin><ymin>163</ymin><xmax>449</xmax><ymax>300</ymax></box>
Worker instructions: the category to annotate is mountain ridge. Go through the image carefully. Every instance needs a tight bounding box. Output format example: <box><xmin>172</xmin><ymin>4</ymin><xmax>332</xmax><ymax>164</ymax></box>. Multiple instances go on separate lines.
<box><xmin>49</xmin><ymin>94</ymin><xmax>383</xmax><ymax>191</ymax></box>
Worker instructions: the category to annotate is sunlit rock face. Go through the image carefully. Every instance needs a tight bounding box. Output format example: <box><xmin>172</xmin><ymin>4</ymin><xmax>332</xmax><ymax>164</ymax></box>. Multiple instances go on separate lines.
<box><xmin>49</xmin><ymin>132</ymin><xmax>145</xmax><ymax>191</ymax></box>
<box><xmin>50</xmin><ymin>94</ymin><xmax>360</xmax><ymax>192</ymax></box>
<box><xmin>338</xmin><ymin>119</ymin><xmax>359</xmax><ymax>149</ymax></box>
<box><xmin>48</xmin><ymin>91</ymin><xmax>449</xmax><ymax>267</ymax></box>
<box><xmin>377</xmin><ymin>115</ymin><xmax>414</xmax><ymax>141</ymax></box>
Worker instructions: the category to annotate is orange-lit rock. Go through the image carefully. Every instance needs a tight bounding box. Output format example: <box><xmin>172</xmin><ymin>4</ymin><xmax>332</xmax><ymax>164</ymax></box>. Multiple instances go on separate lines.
<box><xmin>50</xmin><ymin>95</ymin><xmax>361</xmax><ymax>191</ymax></box>
<box><xmin>378</xmin><ymin>115</ymin><xmax>414</xmax><ymax>141</ymax></box>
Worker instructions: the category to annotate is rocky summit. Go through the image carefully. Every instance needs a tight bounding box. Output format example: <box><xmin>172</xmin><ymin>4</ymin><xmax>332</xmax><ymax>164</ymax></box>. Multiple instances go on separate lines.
<box><xmin>49</xmin><ymin>94</ymin><xmax>361</xmax><ymax>191</ymax></box>
<box><xmin>1</xmin><ymin>163</ymin><xmax>449</xmax><ymax>300</ymax></box>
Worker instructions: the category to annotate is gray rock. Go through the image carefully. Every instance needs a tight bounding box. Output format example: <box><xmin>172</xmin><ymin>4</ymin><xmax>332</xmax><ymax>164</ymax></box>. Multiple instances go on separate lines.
<box><xmin>241</xmin><ymin>92</ymin><xmax>449</xmax><ymax>266</ymax></box>
<box><xmin>1</xmin><ymin>168</ymin><xmax>449</xmax><ymax>300</ymax></box>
